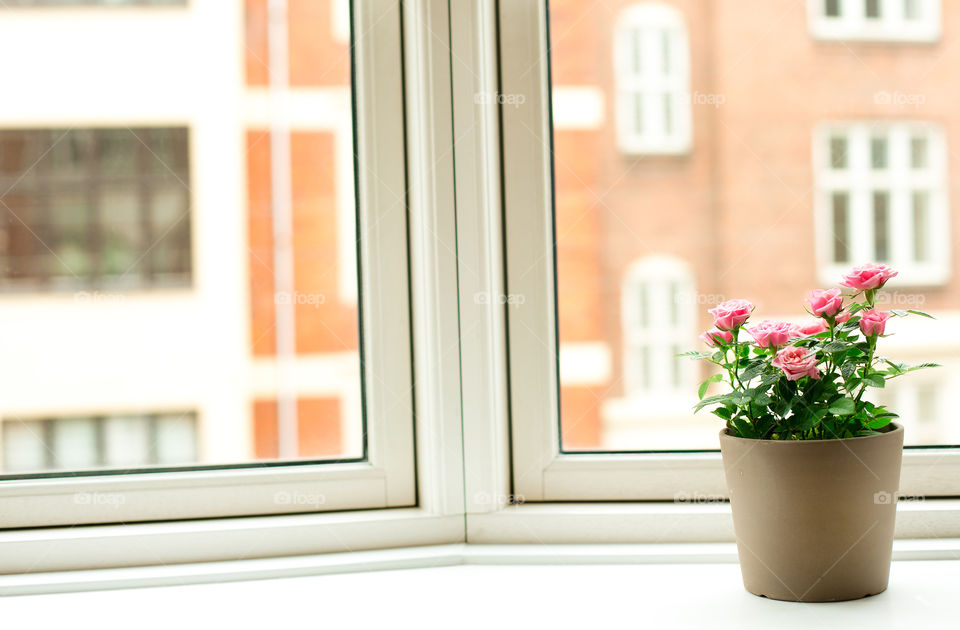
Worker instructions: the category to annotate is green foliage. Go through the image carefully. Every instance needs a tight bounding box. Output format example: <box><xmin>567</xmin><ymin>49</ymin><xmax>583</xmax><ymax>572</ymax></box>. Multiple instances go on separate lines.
<box><xmin>686</xmin><ymin>281</ymin><xmax>938</xmax><ymax>440</ymax></box>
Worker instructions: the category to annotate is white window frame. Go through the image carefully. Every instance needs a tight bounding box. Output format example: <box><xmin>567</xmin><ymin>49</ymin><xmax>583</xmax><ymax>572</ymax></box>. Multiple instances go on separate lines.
<box><xmin>613</xmin><ymin>3</ymin><xmax>692</xmax><ymax>155</ymax></box>
<box><xmin>0</xmin><ymin>0</ymin><xmax>416</xmax><ymax>528</ymax></box>
<box><xmin>806</xmin><ymin>0</ymin><xmax>941</xmax><ymax>42</ymax></box>
<box><xmin>497</xmin><ymin>0</ymin><xmax>960</xmax><ymax>507</ymax></box>
<box><xmin>1</xmin><ymin>0</ymin><xmax>959</xmax><ymax>582</ymax></box>
<box><xmin>813</xmin><ymin>121</ymin><xmax>950</xmax><ymax>288</ymax></box>
<box><xmin>621</xmin><ymin>256</ymin><xmax>697</xmax><ymax>399</ymax></box>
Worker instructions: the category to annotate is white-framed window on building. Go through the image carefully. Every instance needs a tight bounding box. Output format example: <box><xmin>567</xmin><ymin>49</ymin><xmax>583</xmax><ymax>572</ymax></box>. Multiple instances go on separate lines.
<box><xmin>2</xmin><ymin>413</ymin><xmax>198</xmax><ymax>474</ymax></box>
<box><xmin>807</xmin><ymin>0</ymin><xmax>941</xmax><ymax>42</ymax></box>
<box><xmin>622</xmin><ymin>256</ymin><xmax>696</xmax><ymax>398</ymax></box>
<box><xmin>613</xmin><ymin>3</ymin><xmax>692</xmax><ymax>155</ymax></box>
<box><xmin>0</xmin><ymin>0</ymin><xmax>417</xmax><ymax>529</ymax></box>
<box><xmin>813</xmin><ymin>122</ymin><xmax>950</xmax><ymax>287</ymax></box>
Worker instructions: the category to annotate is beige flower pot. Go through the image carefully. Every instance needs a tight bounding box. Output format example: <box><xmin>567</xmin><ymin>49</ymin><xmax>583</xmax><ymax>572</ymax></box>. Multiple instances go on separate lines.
<box><xmin>719</xmin><ymin>423</ymin><xmax>904</xmax><ymax>602</ymax></box>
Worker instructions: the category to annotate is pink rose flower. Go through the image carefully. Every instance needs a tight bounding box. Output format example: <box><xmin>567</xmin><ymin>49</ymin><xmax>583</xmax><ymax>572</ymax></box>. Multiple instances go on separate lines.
<box><xmin>835</xmin><ymin>312</ymin><xmax>851</xmax><ymax>324</ymax></box>
<box><xmin>840</xmin><ymin>263</ymin><xmax>898</xmax><ymax>291</ymax></box>
<box><xmin>708</xmin><ymin>299</ymin><xmax>754</xmax><ymax>331</ymax></box>
<box><xmin>699</xmin><ymin>328</ymin><xmax>733</xmax><ymax>347</ymax></box>
<box><xmin>798</xmin><ymin>319</ymin><xmax>829</xmax><ymax>336</ymax></box>
<box><xmin>771</xmin><ymin>346</ymin><xmax>821</xmax><ymax>381</ymax></box>
<box><xmin>807</xmin><ymin>288</ymin><xmax>843</xmax><ymax>317</ymax></box>
<box><xmin>748</xmin><ymin>320</ymin><xmax>801</xmax><ymax>348</ymax></box>
<box><xmin>860</xmin><ymin>309</ymin><xmax>891</xmax><ymax>336</ymax></box>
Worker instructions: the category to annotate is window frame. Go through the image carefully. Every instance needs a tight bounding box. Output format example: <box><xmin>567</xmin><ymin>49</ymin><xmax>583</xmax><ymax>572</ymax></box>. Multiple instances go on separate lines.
<box><xmin>813</xmin><ymin>121</ymin><xmax>951</xmax><ymax>288</ymax></box>
<box><xmin>0</xmin><ymin>0</ymin><xmax>416</xmax><ymax>528</ymax></box>
<box><xmin>498</xmin><ymin>0</ymin><xmax>960</xmax><ymax>503</ymax></box>
<box><xmin>613</xmin><ymin>3</ymin><xmax>692</xmax><ymax>155</ymax></box>
<box><xmin>806</xmin><ymin>0</ymin><xmax>941</xmax><ymax>43</ymax></box>
<box><xmin>0</xmin><ymin>127</ymin><xmax>193</xmax><ymax>292</ymax></box>
<box><xmin>2</xmin><ymin>0</ymin><xmax>960</xmax><ymax>579</ymax></box>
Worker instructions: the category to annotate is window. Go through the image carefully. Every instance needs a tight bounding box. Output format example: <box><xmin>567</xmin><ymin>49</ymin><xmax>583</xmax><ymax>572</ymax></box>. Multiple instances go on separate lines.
<box><xmin>1</xmin><ymin>1</ymin><xmax>185</xmax><ymax>6</ymax></box>
<box><xmin>2</xmin><ymin>413</ymin><xmax>197</xmax><ymax>474</ymax></box>
<box><xmin>613</xmin><ymin>3</ymin><xmax>691</xmax><ymax>155</ymax></box>
<box><xmin>814</xmin><ymin>123</ymin><xmax>949</xmax><ymax>286</ymax></box>
<box><xmin>500</xmin><ymin>0</ymin><xmax>960</xmax><ymax>503</ymax></box>
<box><xmin>0</xmin><ymin>128</ymin><xmax>191</xmax><ymax>291</ymax></box>
<box><xmin>807</xmin><ymin>0</ymin><xmax>941</xmax><ymax>42</ymax></box>
<box><xmin>621</xmin><ymin>257</ymin><xmax>695</xmax><ymax>398</ymax></box>
<box><xmin>0</xmin><ymin>0</ymin><xmax>416</xmax><ymax>528</ymax></box>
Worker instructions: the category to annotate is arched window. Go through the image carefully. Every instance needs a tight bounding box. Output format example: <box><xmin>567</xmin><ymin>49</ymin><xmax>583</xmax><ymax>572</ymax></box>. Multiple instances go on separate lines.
<box><xmin>613</xmin><ymin>3</ymin><xmax>692</xmax><ymax>155</ymax></box>
<box><xmin>622</xmin><ymin>256</ymin><xmax>696</xmax><ymax>397</ymax></box>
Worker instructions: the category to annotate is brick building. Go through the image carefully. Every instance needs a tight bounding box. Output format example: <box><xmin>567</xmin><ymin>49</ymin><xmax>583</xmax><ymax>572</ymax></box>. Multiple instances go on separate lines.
<box><xmin>0</xmin><ymin>0</ymin><xmax>957</xmax><ymax>473</ymax></box>
<box><xmin>552</xmin><ymin>0</ymin><xmax>960</xmax><ymax>449</ymax></box>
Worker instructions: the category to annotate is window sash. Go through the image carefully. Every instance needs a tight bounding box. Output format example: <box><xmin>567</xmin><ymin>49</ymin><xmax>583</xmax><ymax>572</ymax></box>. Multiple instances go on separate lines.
<box><xmin>806</xmin><ymin>0</ymin><xmax>941</xmax><ymax>41</ymax></box>
<box><xmin>500</xmin><ymin>0</ymin><xmax>960</xmax><ymax>502</ymax></box>
<box><xmin>0</xmin><ymin>0</ymin><xmax>416</xmax><ymax>527</ymax></box>
<box><xmin>813</xmin><ymin>122</ymin><xmax>950</xmax><ymax>287</ymax></box>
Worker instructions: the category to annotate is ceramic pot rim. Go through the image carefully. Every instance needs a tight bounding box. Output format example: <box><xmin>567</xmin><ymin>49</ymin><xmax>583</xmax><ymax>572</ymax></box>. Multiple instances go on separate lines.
<box><xmin>719</xmin><ymin>422</ymin><xmax>903</xmax><ymax>445</ymax></box>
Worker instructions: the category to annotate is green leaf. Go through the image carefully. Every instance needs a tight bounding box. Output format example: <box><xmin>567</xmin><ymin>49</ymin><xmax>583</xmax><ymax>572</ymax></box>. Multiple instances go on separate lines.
<box><xmin>753</xmin><ymin>392</ymin><xmax>772</xmax><ymax>406</ymax></box>
<box><xmin>712</xmin><ymin>406</ymin><xmax>733</xmax><ymax>420</ymax></box>
<box><xmin>731</xmin><ymin>418</ymin><xmax>756</xmax><ymax>438</ymax></box>
<box><xmin>866</xmin><ymin>416</ymin><xmax>894</xmax><ymax>430</ymax></box>
<box><xmin>694</xmin><ymin>392</ymin><xmax>738</xmax><ymax>413</ymax></box>
<box><xmin>678</xmin><ymin>351</ymin><xmax>712</xmax><ymax>359</ymax></box>
<box><xmin>759</xmin><ymin>372</ymin><xmax>781</xmax><ymax>387</ymax></box>
<box><xmin>739</xmin><ymin>362</ymin><xmax>764</xmax><ymax>382</ymax></box>
<box><xmin>828</xmin><ymin>397</ymin><xmax>856</xmax><ymax>416</ymax></box>
<box><xmin>840</xmin><ymin>361</ymin><xmax>857</xmax><ymax>380</ymax></box>
<box><xmin>907</xmin><ymin>309</ymin><xmax>935</xmax><ymax>319</ymax></box>
<box><xmin>697</xmin><ymin>374</ymin><xmax>724</xmax><ymax>400</ymax></box>
<box><xmin>863</xmin><ymin>373</ymin><xmax>885</xmax><ymax>388</ymax></box>
<box><xmin>821</xmin><ymin>341</ymin><xmax>848</xmax><ymax>353</ymax></box>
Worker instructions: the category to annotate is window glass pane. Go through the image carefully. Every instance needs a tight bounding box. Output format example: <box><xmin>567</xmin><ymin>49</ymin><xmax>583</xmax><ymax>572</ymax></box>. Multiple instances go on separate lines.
<box><xmin>912</xmin><ymin>191</ymin><xmax>929</xmax><ymax>262</ymax></box>
<box><xmin>550</xmin><ymin>0</ymin><xmax>956</xmax><ymax>451</ymax></box>
<box><xmin>1</xmin><ymin>421</ymin><xmax>48</xmax><ymax>472</ymax></box>
<box><xmin>632</xmin><ymin>29</ymin><xmax>643</xmax><ymax>74</ymax></box>
<box><xmin>873</xmin><ymin>191</ymin><xmax>890</xmax><ymax>261</ymax></box>
<box><xmin>832</xmin><ymin>192</ymin><xmax>850</xmax><ymax>263</ymax></box>
<box><xmin>829</xmin><ymin>136</ymin><xmax>847</xmax><ymax>169</ymax></box>
<box><xmin>870</xmin><ymin>136</ymin><xmax>887</xmax><ymax>169</ymax></box>
<box><xmin>904</xmin><ymin>0</ymin><xmax>922</xmax><ymax>20</ymax></box>
<box><xmin>633</xmin><ymin>93</ymin><xmax>645</xmax><ymax>134</ymax></box>
<box><xmin>104</xmin><ymin>416</ymin><xmax>151</xmax><ymax>467</ymax></box>
<box><xmin>911</xmin><ymin>136</ymin><xmax>928</xmax><ymax>168</ymax></box>
<box><xmin>52</xmin><ymin>417</ymin><xmax>99</xmax><ymax>470</ymax></box>
<box><xmin>0</xmin><ymin>0</ymin><xmax>365</xmax><ymax>476</ymax></box>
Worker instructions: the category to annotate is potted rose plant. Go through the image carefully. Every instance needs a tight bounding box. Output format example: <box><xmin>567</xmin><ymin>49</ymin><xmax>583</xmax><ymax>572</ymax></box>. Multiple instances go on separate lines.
<box><xmin>687</xmin><ymin>263</ymin><xmax>938</xmax><ymax>602</ymax></box>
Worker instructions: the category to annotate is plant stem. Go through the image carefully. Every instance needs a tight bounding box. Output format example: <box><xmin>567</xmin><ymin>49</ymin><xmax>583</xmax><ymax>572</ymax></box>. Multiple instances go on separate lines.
<box><xmin>855</xmin><ymin>335</ymin><xmax>877</xmax><ymax>403</ymax></box>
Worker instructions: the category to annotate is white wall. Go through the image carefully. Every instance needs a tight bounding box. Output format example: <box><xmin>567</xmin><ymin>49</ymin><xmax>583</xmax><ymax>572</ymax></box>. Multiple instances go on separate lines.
<box><xmin>0</xmin><ymin>1</ymin><xmax>251</xmax><ymax>464</ymax></box>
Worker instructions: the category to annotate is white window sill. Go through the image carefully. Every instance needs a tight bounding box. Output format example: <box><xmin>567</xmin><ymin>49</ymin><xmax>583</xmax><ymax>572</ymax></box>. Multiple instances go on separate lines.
<box><xmin>3</xmin><ymin>544</ymin><xmax>958</xmax><ymax>628</ymax></box>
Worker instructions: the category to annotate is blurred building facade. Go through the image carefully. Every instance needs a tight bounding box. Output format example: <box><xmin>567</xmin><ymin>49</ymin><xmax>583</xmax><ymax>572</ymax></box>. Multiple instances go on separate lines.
<box><xmin>0</xmin><ymin>0</ymin><xmax>360</xmax><ymax>472</ymax></box>
<box><xmin>552</xmin><ymin>0</ymin><xmax>960</xmax><ymax>449</ymax></box>
<box><xmin>0</xmin><ymin>0</ymin><xmax>957</xmax><ymax>473</ymax></box>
